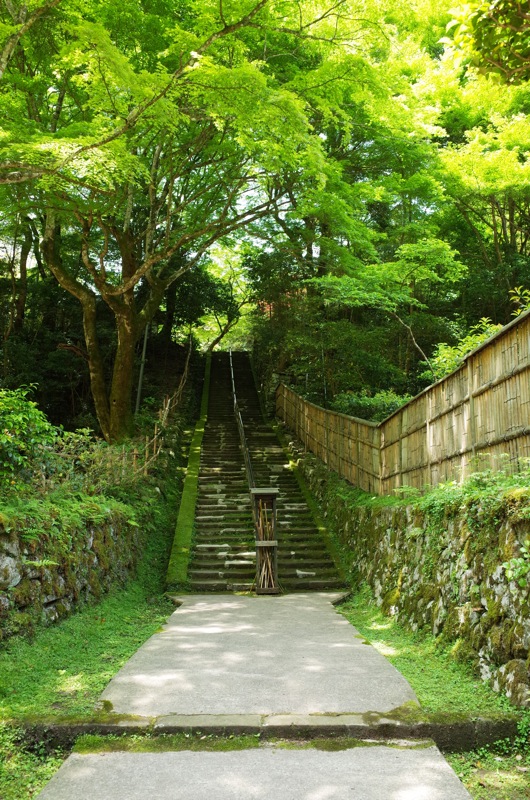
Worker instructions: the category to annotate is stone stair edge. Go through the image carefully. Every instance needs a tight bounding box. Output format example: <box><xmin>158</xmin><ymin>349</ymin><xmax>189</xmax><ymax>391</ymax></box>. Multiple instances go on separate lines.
<box><xmin>15</xmin><ymin>713</ymin><xmax>519</xmax><ymax>754</ymax></box>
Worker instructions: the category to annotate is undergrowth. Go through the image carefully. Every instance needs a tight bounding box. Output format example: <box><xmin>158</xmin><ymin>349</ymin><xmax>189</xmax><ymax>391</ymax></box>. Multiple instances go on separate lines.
<box><xmin>447</xmin><ymin>732</ymin><xmax>530</xmax><ymax>800</ymax></box>
<box><xmin>0</xmin><ymin>724</ymin><xmax>65</xmax><ymax>800</ymax></box>
<box><xmin>0</xmin><ymin>407</ymin><xmax>192</xmax><ymax>798</ymax></box>
<box><xmin>0</xmin><ymin>440</ymin><xmax>184</xmax><ymax>718</ymax></box>
<box><xmin>0</xmin><ymin>473</ymin><xmax>179</xmax><ymax>799</ymax></box>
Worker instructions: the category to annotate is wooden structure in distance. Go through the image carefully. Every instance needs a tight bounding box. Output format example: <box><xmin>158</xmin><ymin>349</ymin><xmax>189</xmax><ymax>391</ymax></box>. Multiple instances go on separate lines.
<box><xmin>276</xmin><ymin>309</ymin><xmax>530</xmax><ymax>494</ymax></box>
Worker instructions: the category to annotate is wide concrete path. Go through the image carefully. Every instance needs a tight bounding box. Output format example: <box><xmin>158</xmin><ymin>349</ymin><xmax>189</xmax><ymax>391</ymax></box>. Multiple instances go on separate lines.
<box><xmin>37</xmin><ymin>594</ymin><xmax>472</xmax><ymax>799</ymax></box>
<box><xmin>38</xmin><ymin>747</ymin><xmax>472</xmax><ymax>800</ymax></box>
<box><xmin>100</xmin><ymin>593</ymin><xmax>417</xmax><ymax>717</ymax></box>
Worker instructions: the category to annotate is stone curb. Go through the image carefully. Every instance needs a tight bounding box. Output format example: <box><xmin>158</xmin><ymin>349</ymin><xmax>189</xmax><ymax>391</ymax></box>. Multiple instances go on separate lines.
<box><xmin>19</xmin><ymin>713</ymin><xmax>519</xmax><ymax>754</ymax></box>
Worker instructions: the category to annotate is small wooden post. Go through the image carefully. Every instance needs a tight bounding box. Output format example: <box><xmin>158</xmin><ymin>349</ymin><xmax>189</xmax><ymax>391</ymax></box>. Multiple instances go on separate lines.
<box><xmin>251</xmin><ymin>488</ymin><xmax>280</xmax><ymax>595</ymax></box>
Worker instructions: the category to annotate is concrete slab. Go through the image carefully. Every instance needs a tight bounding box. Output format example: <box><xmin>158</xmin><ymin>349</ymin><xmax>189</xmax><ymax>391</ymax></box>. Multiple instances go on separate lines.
<box><xmin>101</xmin><ymin>594</ymin><xmax>418</xmax><ymax>717</ymax></box>
<box><xmin>36</xmin><ymin>746</ymin><xmax>472</xmax><ymax>799</ymax></box>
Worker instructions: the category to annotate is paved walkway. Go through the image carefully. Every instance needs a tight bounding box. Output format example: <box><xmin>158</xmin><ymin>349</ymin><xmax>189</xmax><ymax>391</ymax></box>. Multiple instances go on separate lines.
<box><xmin>100</xmin><ymin>594</ymin><xmax>417</xmax><ymax>716</ymax></box>
<box><xmin>37</xmin><ymin>594</ymin><xmax>472</xmax><ymax>799</ymax></box>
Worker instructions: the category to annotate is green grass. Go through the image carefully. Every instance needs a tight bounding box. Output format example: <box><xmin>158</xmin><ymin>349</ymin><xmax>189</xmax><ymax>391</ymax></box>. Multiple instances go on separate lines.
<box><xmin>0</xmin><ymin>724</ymin><xmax>66</xmax><ymax>800</ymax></box>
<box><xmin>339</xmin><ymin>587</ymin><xmax>514</xmax><ymax>718</ymax></box>
<box><xmin>0</xmin><ymin>584</ymin><xmax>173</xmax><ymax>721</ymax></box>
<box><xmin>0</xmin><ymin>425</ymin><xmax>188</xmax><ymax>798</ymax></box>
<box><xmin>0</xmin><ymin>469</ymin><xmax>181</xmax><ymax>723</ymax></box>
<box><xmin>166</xmin><ymin>352</ymin><xmax>210</xmax><ymax>589</ymax></box>
<box><xmin>447</xmin><ymin>747</ymin><xmax>530</xmax><ymax>800</ymax></box>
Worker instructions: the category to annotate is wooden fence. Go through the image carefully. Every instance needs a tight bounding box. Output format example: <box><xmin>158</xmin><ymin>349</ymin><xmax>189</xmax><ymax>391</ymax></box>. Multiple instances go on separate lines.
<box><xmin>117</xmin><ymin>338</ymin><xmax>195</xmax><ymax>479</ymax></box>
<box><xmin>276</xmin><ymin>309</ymin><xmax>530</xmax><ymax>494</ymax></box>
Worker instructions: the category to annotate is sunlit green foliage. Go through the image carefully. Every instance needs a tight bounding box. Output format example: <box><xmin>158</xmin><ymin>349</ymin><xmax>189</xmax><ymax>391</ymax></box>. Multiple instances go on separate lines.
<box><xmin>447</xmin><ymin>1</ymin><xmax>530</xmax><ymax>84</ymax></box>
<box><xmin>420</xmin><ymin>318</ymin><xmax>502</xmax><ymax>381</ymax></box>
<box><xmin>0</xmin><ymin>388</ymin><xmax>55</xmax><ymax>484</ymax></box>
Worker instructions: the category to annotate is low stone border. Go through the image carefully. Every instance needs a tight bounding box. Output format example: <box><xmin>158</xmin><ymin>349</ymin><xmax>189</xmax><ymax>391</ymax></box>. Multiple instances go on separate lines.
<box><xmin>18</xmin><ymin>712</ymin><xmax>519</xmax><ymax>754</ymax></box>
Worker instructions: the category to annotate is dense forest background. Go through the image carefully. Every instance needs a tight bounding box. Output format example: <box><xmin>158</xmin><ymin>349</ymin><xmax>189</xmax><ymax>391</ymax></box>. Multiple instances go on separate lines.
<box><xmin>1</xmin><ymin>0</ymin><xmax>529</xmax><ymax>438</ymax></box>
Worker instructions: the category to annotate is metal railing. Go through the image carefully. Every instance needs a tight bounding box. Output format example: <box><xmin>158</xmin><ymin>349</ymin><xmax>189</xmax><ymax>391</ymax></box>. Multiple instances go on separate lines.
<box><xmin>229</xmin><ymin>350</ymin><xmax>279</xmax><ymax>594</ymax></box>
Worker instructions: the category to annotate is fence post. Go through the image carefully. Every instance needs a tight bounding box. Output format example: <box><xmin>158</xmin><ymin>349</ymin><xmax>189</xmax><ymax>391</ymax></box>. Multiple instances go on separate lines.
<box><xmin>338</xmin><ymin>414</ymin><xmax>343</xmax><ymax>478</ymax></box>
<box><xmin>397</xmin><ymin>414</ymin><xmax>403</xmax><ymax>489</ymax></box>
<box><xmin>378</xmin><ymin>426</ymin><xmax>383</xmax><ymax>495</ymax></box>
<box><xmin>467</xmin><ymin>358</ymin><xmax>477</xmax><ymax>458</ymax></box>
<box><xmin>355</xmin><ymin>421</ymin><xmax>358</xmax><ymax>492</ymax></box>
<box><xmin>426</xmin><ymin>392</ymin><xmax>433</xmax><ymax>486</ymax></box>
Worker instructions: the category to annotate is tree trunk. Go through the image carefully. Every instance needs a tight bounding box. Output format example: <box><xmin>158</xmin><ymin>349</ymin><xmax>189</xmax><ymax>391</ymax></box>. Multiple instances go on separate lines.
<box><xmin>43</xmin><ymin>213</ymin><xmax>112</xmax><ymax>440</ymax></box>
<box><xmin>160</xmin><ymin>281</ymin><xmax>177</xmax><ymax>344</ymax></box>
<box><xmin>108</xmin><ymin>314</ymin><xmax>138</xmax><ymax>441</ymax></box>
<box><xmin>13</xmin><ymin>226</ymin><xmax>30</xmax><ymax>333</ymax></box>
<box><xmin>81</xmin><ymin>296</ymin><xmax>112</xmax><ymax>440</ymax></box>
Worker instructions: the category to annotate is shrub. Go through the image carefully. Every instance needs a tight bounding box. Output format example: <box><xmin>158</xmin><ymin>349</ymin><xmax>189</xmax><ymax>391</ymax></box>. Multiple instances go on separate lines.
<box><xmin>0</xmin><ymin>388</ymin><xmax>56</xmax><ymax>485</ymax></box>
<box><xmin>330</xmin><ymin>389</ymin><xmax>412</xmax><ymax>422</ymax></box>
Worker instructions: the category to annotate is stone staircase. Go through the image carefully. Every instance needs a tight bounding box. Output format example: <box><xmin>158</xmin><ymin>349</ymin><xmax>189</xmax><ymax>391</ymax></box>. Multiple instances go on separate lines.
<box><xmin>188</xmin><ymin>351</ymin><xmax>343</xmax><ymax>592</ymax></box>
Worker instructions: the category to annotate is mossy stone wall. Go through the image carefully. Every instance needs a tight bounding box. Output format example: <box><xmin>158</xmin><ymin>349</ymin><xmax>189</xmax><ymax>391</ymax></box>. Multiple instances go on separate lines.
<box><xmin>293</xmin><ymin>446</ymin><xmax>530</xmax><ymax>708</ymax></box>
<box><xmin>0</xmin><ymin>513</ymin><xmax>140</xmax><ymax>640</ymax></box>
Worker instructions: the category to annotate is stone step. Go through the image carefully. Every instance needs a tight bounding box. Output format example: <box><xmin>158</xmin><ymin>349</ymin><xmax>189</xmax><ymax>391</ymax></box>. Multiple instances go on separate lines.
<box><xmin>193</xmin><ymin>534</ymin><xmax>327</xmax><ymax>546</ymax></box>
<box><xmin>187</xmin><ymin>350</ymin><xmax>343</xmax><ymax>594</ymax></box>
<box><xmin>189</xmin><ymin>580</ymin><xmax>254</xmax><ymax>591</ymax></box>
<box><xmin>192</xmin><ymin>558</ymin><xmax>334</xmax><ymax>569</ymax></box>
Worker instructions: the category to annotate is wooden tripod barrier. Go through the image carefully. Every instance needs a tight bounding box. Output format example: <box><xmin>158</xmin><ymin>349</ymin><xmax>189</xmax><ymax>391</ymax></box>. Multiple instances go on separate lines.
<box><xmin>251</xmin><ymin>488</ymin><xmax>280</xmax><ymax>595</ymax></box>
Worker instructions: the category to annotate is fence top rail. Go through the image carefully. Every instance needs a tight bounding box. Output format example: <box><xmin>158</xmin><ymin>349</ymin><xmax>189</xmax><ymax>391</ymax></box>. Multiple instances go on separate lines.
<box><xmin>277</xmin><ymin>384</ymin><xmax>379</xmax><ymax>429</ymax></box>
<box><xmin>278</xmin><ymin>307</ymin><xmax>530</xmax><ymax>432</ymax></box>
<box><xmin>382</xmin><ymin>309</ymin><xmax>530</xmax><ymax>426</ymax></box>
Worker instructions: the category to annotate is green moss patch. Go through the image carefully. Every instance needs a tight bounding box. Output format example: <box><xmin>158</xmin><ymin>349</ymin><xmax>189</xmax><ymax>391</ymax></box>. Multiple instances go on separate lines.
<box><xmin>74</xmin><ymin>732</ymin><xmax>261</xmax><ymax>753</ymax></box>
<box><xmin>166</xmin><ymin>353</ymin><xmax>211</xmax><ymax>589</ymax></box>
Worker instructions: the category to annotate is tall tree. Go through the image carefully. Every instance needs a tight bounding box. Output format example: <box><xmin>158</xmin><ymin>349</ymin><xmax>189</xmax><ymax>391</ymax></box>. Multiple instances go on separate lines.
<box><xmin>1</xmin><ymin>0</ymin><xmax>388</xmax><ymax>440</ymax></box>
<box><xmin>448</xmin><ymin>1</ymin><xmax>530</xmax><ymax>83</ymax></box>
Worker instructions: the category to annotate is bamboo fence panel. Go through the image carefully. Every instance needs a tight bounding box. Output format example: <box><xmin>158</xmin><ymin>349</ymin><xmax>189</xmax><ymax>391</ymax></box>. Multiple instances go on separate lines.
<box><xmin>276</xmin><ymin>309</ymin><xmax>530</xmax><ymax>494</ymax></box>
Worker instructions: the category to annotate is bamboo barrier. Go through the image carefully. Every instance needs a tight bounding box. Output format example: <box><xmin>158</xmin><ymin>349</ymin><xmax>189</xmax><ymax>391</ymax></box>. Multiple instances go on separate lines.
<box><xmin>276</xmin><ymin>309</ymin><xmax>530</xmax><ymax>494</ymax></box>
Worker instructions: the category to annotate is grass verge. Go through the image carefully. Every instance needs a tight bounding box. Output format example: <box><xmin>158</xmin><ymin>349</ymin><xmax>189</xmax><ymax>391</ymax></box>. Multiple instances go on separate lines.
<box><xmin>340</xmin><ymin>587</ymin><xmax>530</xmax><ymax>800</ymax></box>
<box><xmin>0</xmin><ymin>724</ymin><xmax>66</xmax><ymax>800</ymax></box>
<box><xmin>338</xmin><ymin>587</ymin><xmax>513</xmax><ymax>718</ymax></box>
<box><xmin>0</xmin><ymin>584</ymin><xmax>173</xmax><ymax>722</ymax></box>
<box><xmin>447</xmin><ymin>743</ymin><xmax>530</xmax><ymax>800</ymax></box>
<box><xmin>0</xmin><ymin>424</ymin><xmax>190</xmax><ymax>797</ymax></box>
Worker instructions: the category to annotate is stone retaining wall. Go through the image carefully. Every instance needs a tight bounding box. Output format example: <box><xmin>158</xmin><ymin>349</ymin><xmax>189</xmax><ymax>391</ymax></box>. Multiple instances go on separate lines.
<box><xmin>292</xmin><ymin>445</ymin><xmax>530</xmax><ymax>707</ymax></box>
<box><xmin>0</xmin><ymin>513</ymin><xmax>140</xmax><ymax>640</ymax></box>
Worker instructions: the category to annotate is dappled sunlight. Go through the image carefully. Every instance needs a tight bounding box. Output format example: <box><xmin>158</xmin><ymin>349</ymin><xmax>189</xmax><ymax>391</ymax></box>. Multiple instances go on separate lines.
<box><xmin>370</xmin><ymin>641</ymin><xmax>400</xmax><ymax>657</ymax></box>
<box><xmin>101</xmin><ymin>595</ymin><xmax>418</xmax><ymax>716</ymax></box>
<box><xmin>57</xmin><ymin>673</ymin><xmax>85</xmax><ymax>695</ymax></box>
<box><xmin>368</xmin><ymin>621</ymin><xmax>393</xmax><ymax>631</ymax></box>
<box><xmin>165</xmin><ymin>624</ymin><xmax>255</xmax><ymax>634</ymax></box>
<box><xmin>36</xmin><ymin>747</ymin><xmax>472</xmax><ymax>799</ymax></box>
<box><xmin>306</xmin><ymin>786</ymin><xmax>343</xmax><ymax>799</ymax></box>
<box><xmin>393</xmin><ymin>784</ymin><xmax>439</xmax><ymax>800</ymax></box>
